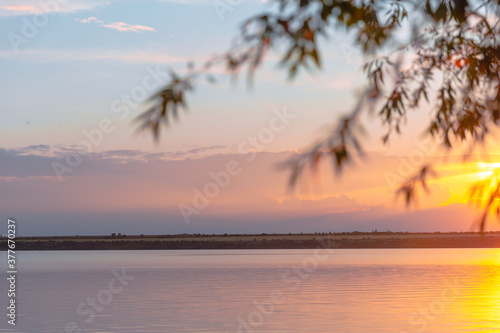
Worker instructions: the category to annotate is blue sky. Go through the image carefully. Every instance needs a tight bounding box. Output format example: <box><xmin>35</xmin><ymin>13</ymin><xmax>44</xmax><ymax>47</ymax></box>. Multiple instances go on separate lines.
<box><xmin>0</xmin><ymin>0</ymin><xmax>368</xmax><ymax>154</ymax></box>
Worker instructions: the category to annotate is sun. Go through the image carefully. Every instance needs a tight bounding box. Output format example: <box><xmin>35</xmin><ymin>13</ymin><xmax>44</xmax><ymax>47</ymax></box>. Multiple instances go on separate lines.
<box><xmin>475</xmin><ymin>162</ymin><xmax>500</xmax><ymax>180</ymax></box>
<box><xmin>465</xmin><ymin>162</ymin><xmax>500</xmax><ymax>213</ymax></box>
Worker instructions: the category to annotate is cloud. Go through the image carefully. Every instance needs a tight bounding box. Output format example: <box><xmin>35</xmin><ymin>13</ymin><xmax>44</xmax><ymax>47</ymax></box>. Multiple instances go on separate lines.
<box><xmin>101</xmin><ymin>150</ymin><xmax>145</xmax><ymax>158</ymax></box>
<box><xmin>101</xmin><ymin>22</ymin><xmax>156</xmax><ymax>33</ymax></box>
<box><xmin>277</xmin><ymin>195</ymin><xmax>370</xmax><ymax>214</ymax></box>
<box><xmin>0</xmin><ymin>202</ymin><xmax>484</xmax><ymax>237</ymax></box>
<box><xmin>156</xmin><ymin>0</ymin><xmax>269</xmax><ymax>4</ymax></box>
<box><xmin>0</xmin><ymin>0</ymin><xmax>104</xmax><ymax>17</ymax></box>
<box><xmin>139</xmin><ymin>145</ymin><xmax>228</xmax><ymax>160</ymax></box>
<box><xmin>181</xmin><ymin>145</ymin><xmax>226</xmax><ymax>156</ymax></box>
<box><xmin>23</xmin><ymin>144</ymin><xmax>52</xmax><ymax>152</ymax></box>
<box><xmin>1</xmin><ymin>5</ymin><xmax>38</xmax><ymax>14</ymax></box>
<box><xmin>0</xmin><ymin>145</ymin><xmax>229</xmax><ymax>179</ymax></box>
<box><xmin>0</xmin><ymin>49</ymin><xmax>191</xmax><ymax>64</ymax></box>
<box><xmin>75</xmin><ymin>16</ymin><xmax>156</xmax><ymax>33</ymax></box>
<box><xmin>0</xmin><ymin>0</ymin><xmax>266</xmax><ymax>17</ymax></box>
<box><xmin>75</xmin><ymin>16</ymin><xmax>103</xmax><ymax>24</ymax></box>
<box><xmin>0</xmin><ymin>145</ymin><xmax>493</xmax><ymax>236</ymax></box>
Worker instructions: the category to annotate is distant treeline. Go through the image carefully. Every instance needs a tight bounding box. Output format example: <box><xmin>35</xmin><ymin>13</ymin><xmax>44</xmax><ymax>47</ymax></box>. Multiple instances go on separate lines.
<box><xmin>5</xmin><ymin>230</ymin><xmax>500</xmax><ymax>240</ymax></box>
<box><xmin>1</xmin><ymin>232</ymin><xmax>500</xmax><ymax>251</ymax></box>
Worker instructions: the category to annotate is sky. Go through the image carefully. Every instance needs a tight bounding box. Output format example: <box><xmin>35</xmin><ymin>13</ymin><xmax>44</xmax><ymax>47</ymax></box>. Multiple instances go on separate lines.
<box><xmin>1</xmin><ymin>0</ymin><xmax>499</xmax><ymax>236</ymax></box>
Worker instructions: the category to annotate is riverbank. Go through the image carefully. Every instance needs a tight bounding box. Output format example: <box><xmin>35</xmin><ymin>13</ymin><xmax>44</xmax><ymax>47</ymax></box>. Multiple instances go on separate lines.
<box><xmin>2</xmin><ymin>231</ymin><xmax>500</xmax><ymax>250</ymax></box>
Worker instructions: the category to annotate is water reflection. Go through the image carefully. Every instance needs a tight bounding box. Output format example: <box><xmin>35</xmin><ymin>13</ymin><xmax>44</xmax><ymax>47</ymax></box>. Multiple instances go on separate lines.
<box><xmin>0</xmin><ymin>249</ymin><xmax>499</xmax><ymax>332</ymax></box>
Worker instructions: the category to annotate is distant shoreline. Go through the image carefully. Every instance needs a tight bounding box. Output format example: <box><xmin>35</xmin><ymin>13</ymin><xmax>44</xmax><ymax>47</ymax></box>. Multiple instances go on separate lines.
<box><xmin>2</xmin><ymin>231</ymin><xmax>500</xmax><ymax>250</ymax></box>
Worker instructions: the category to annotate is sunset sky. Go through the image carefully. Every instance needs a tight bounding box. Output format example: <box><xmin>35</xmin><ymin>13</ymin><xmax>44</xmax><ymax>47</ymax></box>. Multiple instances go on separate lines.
<box><xmin>2</xmin><ymin>0</ymin><xmax>500</xmax><ymax>236</ymax></box>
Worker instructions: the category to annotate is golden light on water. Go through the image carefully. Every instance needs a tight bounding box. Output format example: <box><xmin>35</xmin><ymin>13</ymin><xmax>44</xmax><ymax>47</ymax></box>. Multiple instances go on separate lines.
<box><xmin>477</xmin><ymin>250</ymin><xmax>500</xmax><ymax>266</ymax></box>
<box><xmin>456</xmin><ymin>252</ymin><xmax>500</xmax><ymax>332</ymax></box>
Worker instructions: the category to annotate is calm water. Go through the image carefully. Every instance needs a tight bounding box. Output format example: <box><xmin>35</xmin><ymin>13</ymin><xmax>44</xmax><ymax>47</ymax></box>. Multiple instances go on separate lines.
<box><xmin>1</xmin><ymin>249</ymin><xmax>500</xmax><ymax>332</ymax></box>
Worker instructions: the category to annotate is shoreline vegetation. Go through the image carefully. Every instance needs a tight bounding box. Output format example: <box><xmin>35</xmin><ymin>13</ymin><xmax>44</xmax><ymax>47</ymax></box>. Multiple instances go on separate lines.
<box><xmin>1</xmin><ymin>231</ymin><xmax>500</xmax><ymax>251</ymax></box>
